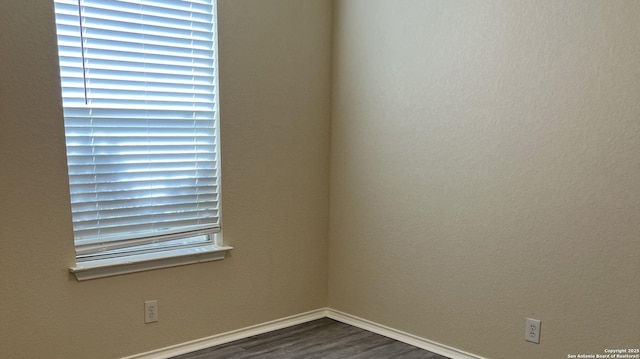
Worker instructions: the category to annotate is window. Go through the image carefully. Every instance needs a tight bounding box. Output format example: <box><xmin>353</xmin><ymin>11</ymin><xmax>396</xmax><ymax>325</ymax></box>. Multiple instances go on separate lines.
<box><xmin>53</xmin><ymin>0</ymin><xmax>230</xmax><ymax>280</ymax></box>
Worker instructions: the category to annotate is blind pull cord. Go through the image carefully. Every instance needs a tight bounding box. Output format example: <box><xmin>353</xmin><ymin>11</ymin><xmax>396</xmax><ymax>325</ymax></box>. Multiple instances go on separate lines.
<box><xmin>77</xmin><ymin>0</ymin><xmax>88</xmax><ymax>104</ymax></box>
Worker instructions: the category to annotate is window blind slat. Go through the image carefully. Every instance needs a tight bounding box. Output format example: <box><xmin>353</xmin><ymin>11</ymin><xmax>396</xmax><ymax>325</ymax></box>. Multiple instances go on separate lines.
<box><xmin>54</xmin><ymin>0</ymin><xmax>221</xmax><ymax>261</ymax></box>
<box><xmin>70</xmin><ymin>186</ymin><xmax>218</xmax><ymax>203</ymax></box>
<box><xmin>71</xmin><ymin>195</ymin><xmax>219</xmax><ymax>212</ymax></box>
<box><xmin>74</xmin><ymin>227</ymin><xmax>216</xmax><ymax>257</ymax></box>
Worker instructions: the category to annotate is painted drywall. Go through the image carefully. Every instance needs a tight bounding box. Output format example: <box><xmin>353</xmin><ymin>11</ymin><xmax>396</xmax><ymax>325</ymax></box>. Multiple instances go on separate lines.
<box><xmin>2</xmin><ymin>1</ymin><xmax>638</xmax><ymax>358</ymax></box>
<box><xmin>329</xmin><ymin>1</ymin><xmax>640</xmax><ymax>359</ymax></box>
<box><xmin>0</xmin><ymin>0</ymin><xmax>331</xmax><ymax>358</ymax></box>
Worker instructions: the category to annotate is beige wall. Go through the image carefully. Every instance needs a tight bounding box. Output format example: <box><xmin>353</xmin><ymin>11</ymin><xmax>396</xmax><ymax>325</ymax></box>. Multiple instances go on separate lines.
<box><xmin>2</xmin><ymin>1</ymin><xmax>639</xmax><ymax>359</ymax></box>
<box><xmin>0</xmin><ymin>0</ymin><xmax>331</xmax><ymax>358</ymax></box>
<box><xmin>329</xmin><ymin>1</ymin><xmax>640</xmax><ymax>358</ymax></box>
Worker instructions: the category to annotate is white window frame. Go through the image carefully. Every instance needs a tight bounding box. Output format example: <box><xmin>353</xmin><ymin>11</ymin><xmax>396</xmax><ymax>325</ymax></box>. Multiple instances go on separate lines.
<box><xmin>53</xmin><ymin>0</ymin><xmax>232</xmax><ymax>281</ymax></box>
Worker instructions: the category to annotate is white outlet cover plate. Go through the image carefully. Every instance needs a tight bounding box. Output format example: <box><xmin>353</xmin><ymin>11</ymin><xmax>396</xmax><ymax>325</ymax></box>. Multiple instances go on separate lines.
<box><xmin>525</xmin><ymin>318</ymin><xmax>541</xmax><ymax>343</ymax></box>
<box><xmin>145</xmin><ymin>300</ymin><xmax>158</xmax><ymax>323</ymax></box>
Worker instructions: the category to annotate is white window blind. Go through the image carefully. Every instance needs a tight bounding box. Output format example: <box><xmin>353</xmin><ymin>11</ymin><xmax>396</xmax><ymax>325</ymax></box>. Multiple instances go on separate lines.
<box><xmin>53</xmin><ymin>0</ymin><xmax>221</xmax><ymax>261</ymax></box>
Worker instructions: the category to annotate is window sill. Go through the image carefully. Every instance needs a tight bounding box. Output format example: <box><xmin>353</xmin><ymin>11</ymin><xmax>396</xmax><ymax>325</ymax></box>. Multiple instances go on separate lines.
<box><xmin>69</xmin><ymin>245</ymin><xmax>233</xmax><ymax>281</ymax></box>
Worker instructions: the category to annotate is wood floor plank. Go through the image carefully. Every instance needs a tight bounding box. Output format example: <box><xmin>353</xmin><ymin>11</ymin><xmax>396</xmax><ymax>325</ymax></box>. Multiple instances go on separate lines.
<box><xmin>170</xmin><ymin>318</ymin><xmax>451</xmax><ymax>359</ymax></box>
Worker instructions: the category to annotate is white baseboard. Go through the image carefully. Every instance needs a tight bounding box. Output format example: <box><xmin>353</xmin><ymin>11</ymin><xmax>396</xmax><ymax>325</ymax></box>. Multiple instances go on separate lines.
<box><xmin>123</xmin><ymin>307</ymin><xmax>485</xmax><ymax>359</ymax></box>
<box><xmin>326</xmin><ymin>308</ymin><xmax>487</xmax><ymax>359</ymax></box>
<box><xmin>122</xmin><ymin>308</ymin><xmax>327</xmax><ymax>359</ymax></box>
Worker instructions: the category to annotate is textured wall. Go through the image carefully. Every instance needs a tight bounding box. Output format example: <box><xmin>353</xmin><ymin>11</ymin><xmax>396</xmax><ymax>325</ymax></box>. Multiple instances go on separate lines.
<box><xmin>329</xmin><ymin>1</ymin><xmax>640</xmax><ymax>358</ymax></box>
<box><xmin>3</xmin><ymin>1</ymin><xmax>639</xmax><ymax>358</ymax></box>
<box><xmin>0</xmin><ymin>1</ymin><xmax>331</xmax><ymax>358</ymax></box>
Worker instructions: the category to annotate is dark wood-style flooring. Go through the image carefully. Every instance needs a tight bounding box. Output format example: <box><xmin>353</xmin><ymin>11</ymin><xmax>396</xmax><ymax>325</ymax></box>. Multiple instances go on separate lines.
<box><xmin>170</xmin><ymin>318</ymin><xmax>451</xmax><ymax>359</ymax></box>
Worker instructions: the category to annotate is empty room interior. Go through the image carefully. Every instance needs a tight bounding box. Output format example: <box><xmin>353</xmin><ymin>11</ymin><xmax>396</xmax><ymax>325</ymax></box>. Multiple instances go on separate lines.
<box><xmin>1</xmin><ymin>1</ymin><xmax>638</xmax><ymax>359</ymax></box>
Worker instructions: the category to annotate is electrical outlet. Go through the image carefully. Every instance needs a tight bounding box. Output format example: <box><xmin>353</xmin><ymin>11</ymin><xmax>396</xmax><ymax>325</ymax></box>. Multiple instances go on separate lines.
<box><xmin>525</xmin><ymin>318</ymin><xmax>540</xmax><ymax>343</ymax></box>
<box><xmin>144</xmin><ymin>300</ymin><xmax>158</xmax><ymax>323</ymax></box>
